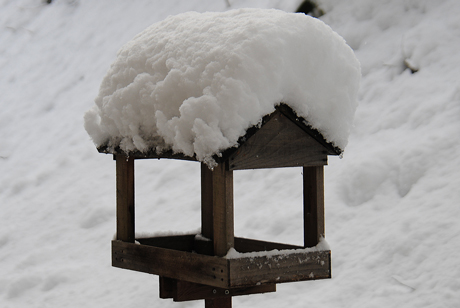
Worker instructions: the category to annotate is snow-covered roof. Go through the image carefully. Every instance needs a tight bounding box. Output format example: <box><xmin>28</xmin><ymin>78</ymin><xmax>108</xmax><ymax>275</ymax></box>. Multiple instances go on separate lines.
<box><xmin>84</xmin><ymin>8</ymin><xmax>360</xmax><ymax>166</ymax></box>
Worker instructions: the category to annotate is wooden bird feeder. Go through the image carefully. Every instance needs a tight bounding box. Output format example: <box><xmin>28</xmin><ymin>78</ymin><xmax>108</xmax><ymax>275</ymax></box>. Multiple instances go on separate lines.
<box><xmin>98</xmin><ymin>103</ymin><xmax>341</xmax><ymax>307</ymax></box>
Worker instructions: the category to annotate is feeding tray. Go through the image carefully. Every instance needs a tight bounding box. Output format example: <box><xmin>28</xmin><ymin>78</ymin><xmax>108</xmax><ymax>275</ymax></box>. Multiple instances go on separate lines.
<box><xmin>112</xmin><ymin>235</ymin><xmax>330</xmax><ymax>301</ymax></box>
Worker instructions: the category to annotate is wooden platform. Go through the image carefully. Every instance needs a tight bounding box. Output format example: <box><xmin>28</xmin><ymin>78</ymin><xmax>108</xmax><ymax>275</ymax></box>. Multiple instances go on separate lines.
<box><xmin>112</xmin><ymin>235</ymin><xmax>331</xmax><ymax>294</ymax></box>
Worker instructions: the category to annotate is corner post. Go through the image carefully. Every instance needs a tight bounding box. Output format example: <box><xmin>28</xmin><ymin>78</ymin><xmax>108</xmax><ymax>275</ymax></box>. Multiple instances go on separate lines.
<box><xmin>201</xmin><ymin>163</ymin><xmax>214</xmax><ymax>240</ymax></box>
<box><xmin>303</xmin><ymin>166</ymin><xmax>325</xmax><ymax>247</ymax></box>
<box><xmin>212</xmin><ymin>162</ymin><xmax>234</xmax><ymax>257</ymax></box>
<box><xmin>201</xmin><ymin>162</ymin><xmax>234</xmax><ymax>308</ymax></box>
<box><xmin>116</xmin><ymin>154</ymin><xmax>135</xmax><ymax>243</ymax></box>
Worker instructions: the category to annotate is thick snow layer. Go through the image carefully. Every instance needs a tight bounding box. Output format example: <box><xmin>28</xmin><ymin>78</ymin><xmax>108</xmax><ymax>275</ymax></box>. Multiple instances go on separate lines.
<box><xmin>85</xmin><ymin>8</ymin><xmax>360</xmax><ymax>164</ymax></box>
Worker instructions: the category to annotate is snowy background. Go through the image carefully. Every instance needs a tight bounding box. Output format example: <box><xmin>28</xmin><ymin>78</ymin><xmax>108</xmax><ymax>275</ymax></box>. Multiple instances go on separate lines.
<box><xmin>1</xmin><ymin>0</ymin><xmax>459</xmax><ymax>307</ymax></box>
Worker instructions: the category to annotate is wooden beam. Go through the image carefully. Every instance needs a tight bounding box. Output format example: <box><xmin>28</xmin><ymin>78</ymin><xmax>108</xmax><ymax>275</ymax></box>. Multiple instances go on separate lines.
<box><xmin>112</xmin><ymin>240</ymin><xmax>229</xmax><ymax>288</ymax></box>
<box><xmin>303</xmin><ymin>166</ymin><xmax>325</xmax><ymax>247</ymax></box>
<box><xmin>211</xmin><ymin>163</ymin><xmax>234</xmax><ymax>308</ymax></box>
<box><xmin>160</xmin><ymin>278</ymin><xmax>275</xmax><ymax>302</ymax></box>
<box><xmin>234</xmin><ymin>237</ymin><xmax>302</xmax><ymax>253</ymax></box>
<box><xmin>137</xmin><ymin>234</ymin><xmax>303</xmax><ymax>257</ymax></box>
<box><xmin>136</xmin><ymin>234</ymin><xmax>195</xmax><ymax>252</ymax></box>
<box><xmin>201</xmin><ymin>163</ymin><xmax>214</xmax><ymax>240</ymax></box>
<box><xmin>175</xmin><ymin>282</ymin><xmax>274</xmax><ymax>302</ymax></box>
<box><xmin>203</xmin><ymin>162</ymin><xmax>234</xmax><ymax>308</ymax></box>
<box><xmin>116</xmin><ymin>155</ymin><xmax>135</xmax><ymax>243</ymax></box>
<box><xmin>206</xmin><ymin>298</ymin><xmax>232</xmax><ymax>308</ymax></box>
<box><xmin>212</xmin><ymin>162</ymin><xmax>234</xmax><ymax>257</ymax></box>
<box><xmin>159</xmin><ymin>276</ymin><xmax>176</xmax><ymax>299</ymax></box>
<box><xmin>228</xmin><ymin>250</ymin><xmax>331</xmax><ymax>287</ymax></box>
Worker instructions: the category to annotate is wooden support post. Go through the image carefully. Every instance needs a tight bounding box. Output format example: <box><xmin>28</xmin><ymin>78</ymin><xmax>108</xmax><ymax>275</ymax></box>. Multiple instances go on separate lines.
<box><xmin>201</xmin><ymin>162</ymin><xmax>234</xmax><ymax>308</ymax></box>
<box><xmin>201</xmin><ymin>163</ymin><xmax>214</xmax><ymax>240</ymax></box>
<box><xmin>116</xmin><ymin>154</ymin><xmax>135</xmax><ymax>243</ymax></box>
<box><xmin>205</xmin><ymin>297</ymin><xmax>232</xmax><ymax>308</ymax></box>
<box><xmin>212</xmin><ymin>162</ymin><xmax>234</xmax><ymax>257</ymax></box>
<box><xmin>303</xmin><ymin>166</ymin><xmax>325</xmax><ymax>248</ymax></box>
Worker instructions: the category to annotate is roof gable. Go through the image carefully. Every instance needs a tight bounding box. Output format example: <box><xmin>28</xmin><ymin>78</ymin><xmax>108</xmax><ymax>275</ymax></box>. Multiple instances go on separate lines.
<box><xmin>223</xmin><ymin>104</ymin><xmax>340</xmax><ymax>170</ymax></box>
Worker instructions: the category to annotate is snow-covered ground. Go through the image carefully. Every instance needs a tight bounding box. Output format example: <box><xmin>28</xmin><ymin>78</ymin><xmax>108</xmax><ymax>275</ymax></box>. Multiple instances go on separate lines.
<box><xmin>1</xmin><ymin>0</ymin><xmax>459</xmax><ymax>307</ymax></box>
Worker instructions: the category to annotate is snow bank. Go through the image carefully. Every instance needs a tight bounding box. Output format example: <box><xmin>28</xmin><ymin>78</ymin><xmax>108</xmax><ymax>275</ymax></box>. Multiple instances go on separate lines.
<box><xmin>84</xmin><ymin>8</ymin><xmax>360</xmax><ymax>165</ymax></box>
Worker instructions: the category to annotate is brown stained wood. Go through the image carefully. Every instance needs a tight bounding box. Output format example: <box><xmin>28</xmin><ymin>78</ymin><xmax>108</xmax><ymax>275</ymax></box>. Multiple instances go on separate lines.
<box><xmin>116</xmin><ymin>155</ymin><xmax>135</xmax><ymax>243</ymax></box>
<box><xmin>206</xmin><ymin>298</ymin><xmax>232</xmax><ymax>308</ymax></box>
<box><xmin>159</xmin><ymin>276</ymin><xmax>176</xmax><ymax>299</ymax></box>
<box><xmin>176</xmin><ymin>282</ymin><xmax>274</xmax><ymax>302</ymax></box>
<box><xmin>303</xmin><ymin>166</ymin><xmax>325</xmax><ymax>248</ymax></box>
<box><xmin>201</xmin><ymin>163</ymin><xmax>214</xmax><ymax>240</ymax></box>
<box><xmin>137</xmin><ymin>235</ymin><xmax>300</xmax><ymax>255</ymax></box>
<box><xmin>234</xmin><ymin>237</ymin><xmax>302</xmax><ymax>253</ymax></box>
<box><xmin>136</xmin><ymin>234</ymin><xmax>195</xmax><ymax>252</ymax></box>
<box><xmin>228</xmin><ymin>250</ymin><xmax>331</xmax><ymax>287</ymax></box>
<box><xmin>113</xmin><ymin>238</ymin><xmax>330</xmax><ymax>289</ymax></box>
<box><xmin>112</xmin><ymin>240</ymin><xmax>229</xmax><ymax>288</ymax></box>
<box><xmin>160</xmin><ymin>278</ymin><xmax>275</xmax><ymax>302</ymax></box>
<box><xmin>137</xmin><ymin>234</ymin><xmax>214</xmax><ymax>256</ymax></box>
<box><xmin>212</xmin><ymin>162</ymin><xmax>234</xmax><ymax>257</ymax></box>
<box><xmin>275</xmin><ymin>104</ymin><xmax>341</xmax><ymax>155</ymax></box>
<box><xmin>136</xmin><ymin>235</ymin><xmax>299</xmax><ymax>257</ymax></box>
<box><xmin>228</xmin><ymin>111</ymin><xmax>328</xmax><ymax>170</ymax></box>
<box><xmin>194</xmin><ymin>237</ymin><xmax>214</xmax><ymax>256</ymax></box>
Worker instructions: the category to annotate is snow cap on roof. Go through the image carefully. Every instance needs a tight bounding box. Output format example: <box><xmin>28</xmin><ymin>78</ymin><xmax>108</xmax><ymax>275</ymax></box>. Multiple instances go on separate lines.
<box><xmin>84</xmin><ymin>8</ymin><xmax>361</xmax><ymax>166</ymax></box>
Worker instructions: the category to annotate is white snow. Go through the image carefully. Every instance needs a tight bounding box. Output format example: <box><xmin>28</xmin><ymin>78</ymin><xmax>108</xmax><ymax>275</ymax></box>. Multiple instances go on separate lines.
<box><xmin>1</xmin><ymin>0</ymin><xmax>460</xmax><ymax>308</ymax></box>
<box><xmin>225</xmin><ymin>237</ymin><xmax>330</xmax><ymax>259</ymax></box>
<box><xmin>84</xmin><ymin>8</ymin><xmax>360</xmax><ymax>165</ymax></box>
<box><xmin>114</xmin><ymin>229</ymin><xmax>202</xmax><ymax>241</ymax></box>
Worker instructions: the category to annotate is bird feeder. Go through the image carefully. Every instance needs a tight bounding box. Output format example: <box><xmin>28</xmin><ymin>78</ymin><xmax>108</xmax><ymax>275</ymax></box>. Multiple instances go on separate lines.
<box><xmin>98</xmin><ymin>103</ymin><xmax>340</xmax><ymax>306</ymax></box>
<box><xmin>85</xmin><ymin>9</ymin><xmax>361</xmax><ymax>308</ymax></box>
